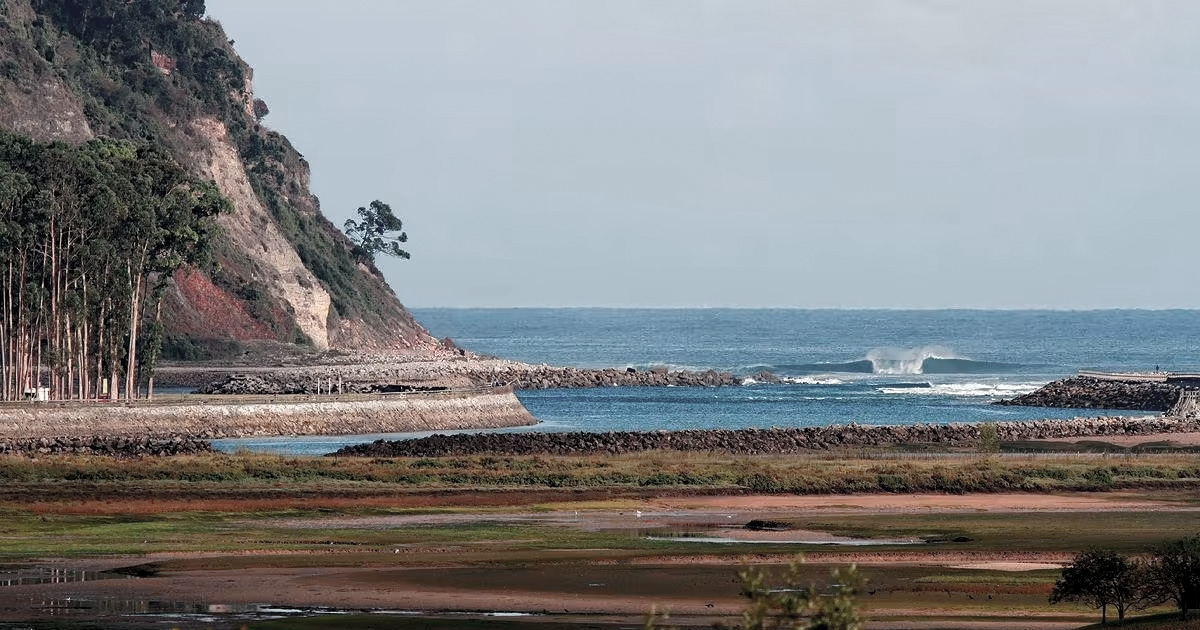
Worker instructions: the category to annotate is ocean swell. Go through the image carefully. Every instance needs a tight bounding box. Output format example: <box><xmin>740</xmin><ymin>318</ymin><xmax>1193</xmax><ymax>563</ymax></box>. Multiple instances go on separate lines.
<box><xmin>771</xmin><ymin>346</ymin><xmax>1028</xmax><ymax>376</ymax></box>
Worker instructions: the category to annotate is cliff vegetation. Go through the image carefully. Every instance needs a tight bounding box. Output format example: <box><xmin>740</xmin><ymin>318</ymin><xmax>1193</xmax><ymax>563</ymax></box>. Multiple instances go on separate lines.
<box><xmin>0</xmin><ymin>0</ymin><xmax>436</xmax><ymax>360</ymax></box>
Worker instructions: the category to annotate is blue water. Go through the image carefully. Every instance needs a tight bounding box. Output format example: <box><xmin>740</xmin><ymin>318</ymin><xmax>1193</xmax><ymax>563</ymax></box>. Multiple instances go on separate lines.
<box><xmin>216</xmin><ymin>309</ymin><xmax>1200</xmax><ymax>454</ymax></box>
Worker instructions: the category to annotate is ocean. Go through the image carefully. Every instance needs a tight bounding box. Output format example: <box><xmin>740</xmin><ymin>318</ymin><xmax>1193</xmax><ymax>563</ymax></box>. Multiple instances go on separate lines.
<box><xmin>216</xmin><ymin>309</ymin><xmax>1200</xmax><ymax>454</ymax></box>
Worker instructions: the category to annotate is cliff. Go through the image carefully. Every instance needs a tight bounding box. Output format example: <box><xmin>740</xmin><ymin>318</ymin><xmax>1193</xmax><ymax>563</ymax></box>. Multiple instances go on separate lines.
<box><xmin>0</xmin><ymin>0</ymin><xmax>437</xmax><ymax>357</ymax></box>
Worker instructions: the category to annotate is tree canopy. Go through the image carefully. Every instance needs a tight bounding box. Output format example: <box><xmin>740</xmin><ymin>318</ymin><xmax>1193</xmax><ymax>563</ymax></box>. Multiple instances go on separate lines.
<box><xmin>1148</xmin><ymin>535</ymin><xmax>1200</xmax><ymax>619</ymax></box>
<box><xmin>0</xmin><ymin>130</ymin><xmax>229</xmax><ymax>400</ymax></box>
<box><xmin>343</xmin><ymin>200</ymin><xmax>410</xmax><ymax>264</ymax></box>
<box><xmin>1050</xmin><ymin>548</ymin><xmax>1152</xmax><ymax>624</ymax></box>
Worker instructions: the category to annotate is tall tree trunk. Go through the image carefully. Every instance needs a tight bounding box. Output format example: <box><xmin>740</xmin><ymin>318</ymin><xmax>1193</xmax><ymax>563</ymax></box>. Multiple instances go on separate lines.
<box><xmin>146</xmin><ymin>301</ymin><xmax>162</xmax><ymax>401</ymax></box>
<box><xmin>1</xmin><ymin>257</ymin><xmax>9</xmax><ymax>400</ymax></box>
<box><xmin>95</xmin><ymin>301</ymin><xmax>106</xmax><ymax>400</ymax></box>
<box><xmin>16</xmin><ymin>251</ymin><xmax>26</xmax><ymax>397</ymax></box>
<box><xmin>125</xmin><ymin>262</ymin><xmax>142</xmax><ymax>401</ymax></box>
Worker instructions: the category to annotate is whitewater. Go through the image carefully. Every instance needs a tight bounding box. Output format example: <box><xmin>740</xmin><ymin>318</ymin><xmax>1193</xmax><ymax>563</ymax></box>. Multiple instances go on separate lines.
<box><xmin>217</xmin><ymin>309</ymin><xmax>1200</xmax><ymax>454</ymax></box>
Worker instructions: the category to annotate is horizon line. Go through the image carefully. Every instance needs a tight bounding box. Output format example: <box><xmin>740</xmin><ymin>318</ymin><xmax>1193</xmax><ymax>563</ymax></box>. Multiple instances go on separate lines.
<box><xmin>407</xmin><ymin>305</ymin><xmax>1200</xmax><ymax>312</ymax></box>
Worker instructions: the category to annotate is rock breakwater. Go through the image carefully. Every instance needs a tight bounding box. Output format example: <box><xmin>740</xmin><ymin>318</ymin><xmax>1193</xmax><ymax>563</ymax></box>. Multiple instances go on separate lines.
<box><xmin>996</xmin><ymin>376</ymin><xmax>1181</xmax><ymax>411</ymax></box>
<box><xmin>0</xmin><ymin>435</ymin><xmax>212</xmax><ymax>456</ymax></box>
<box><xmin>510</xmin><ymin>365</ymin><xmax>739</xmax><ymax>389</ymax></box>
<box><xmin>191</xmin><ymin>361</ymin><xmax>740</xmax><ymax>394</ymax></box>
<box><xmin>332</xmin><ymin>415</ymin><xmax>1195</xmax><ymax>457</ymax></box>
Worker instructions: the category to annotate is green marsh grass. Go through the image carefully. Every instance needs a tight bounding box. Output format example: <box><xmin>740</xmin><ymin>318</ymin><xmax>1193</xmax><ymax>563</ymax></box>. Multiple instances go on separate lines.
<box><xmin>0</xmin><ymin>452</ymin><xmax>1197</xmax><ymax>494</ymax></box>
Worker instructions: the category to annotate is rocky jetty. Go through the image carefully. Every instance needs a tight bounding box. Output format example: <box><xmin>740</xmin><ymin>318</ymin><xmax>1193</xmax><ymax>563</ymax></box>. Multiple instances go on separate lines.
<box><xmin>511</xmin><ymin>365</ymin><xmax>739</xmax><ymax>389</ymax></box>
<box><xmin>331</xmin><ymin>415</ymin><xmax>1196</xmax><ymax>457</ymax></box>
<box><xmin>996</xmin><ymin>376</ymin><xmax>1181</xmax><ymax>411</ymax></box>
<box><xmin>0</xmin><ymin>435</ymin><xmax>212</xmax><ymax>457</ymax></box>
<box><xmin>197</xmin><ymin>374</ymin><xmax>450</xmax><ymax>395</ymax></box>
<box><xmin>192</xmin><ymin>361</ymin><xmax>741</xmax><ymax>394</ymax></box>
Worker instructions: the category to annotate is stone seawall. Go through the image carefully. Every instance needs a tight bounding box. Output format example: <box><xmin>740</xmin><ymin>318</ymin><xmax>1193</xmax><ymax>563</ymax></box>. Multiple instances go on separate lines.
<box><xmin>0</xmin><ymin>389</ymin><xmax>535</xmax><ymax>442</ymax></box>
<box><xmin>332</xmin><ymin>415</ymin><xmax>1197</xmax><ymax>457</ymax></box>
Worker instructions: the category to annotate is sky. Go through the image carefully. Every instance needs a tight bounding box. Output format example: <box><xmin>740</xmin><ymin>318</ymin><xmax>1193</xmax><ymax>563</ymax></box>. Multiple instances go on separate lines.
<box><xmin>205</xmin><ymin>1</ymin><xmax>1200</xmax><ymax>308</ymax></box>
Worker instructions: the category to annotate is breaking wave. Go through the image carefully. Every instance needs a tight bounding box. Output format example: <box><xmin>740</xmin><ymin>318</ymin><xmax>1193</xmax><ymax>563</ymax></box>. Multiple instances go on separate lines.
<box><xmin>780</xmin><ymin>376</ymin><xmax>844</xmax><ymax>386</ymax></box>
<box><xmin>877</xmin><ymin>382</ymin><xmax>1045</xmax><ymax>397</ymax></box>
<box><xmin>773</xmin><ymin>346</ymin><xmax>1028</xmax><ymax>376</ymax></box>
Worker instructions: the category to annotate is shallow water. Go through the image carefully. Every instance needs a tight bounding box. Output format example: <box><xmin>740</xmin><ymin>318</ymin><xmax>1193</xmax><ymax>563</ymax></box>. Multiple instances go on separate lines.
<box><xmin>643</xmin><ymin>535</ymin><xmax>920</xmax><ymax>546</ymax></box>
<box><xmin>28</xmin><ymin>597</ymin><xmax>536</xmax><ymax>625</ymax></box>
<box><xmin>0</xmin><ymin>567</ymin><xmax>132</xmax><ymax>587</ymax></box>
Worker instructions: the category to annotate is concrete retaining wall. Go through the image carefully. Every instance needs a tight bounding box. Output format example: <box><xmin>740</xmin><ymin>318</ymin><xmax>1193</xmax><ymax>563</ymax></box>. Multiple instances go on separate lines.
<box><xmin>0</xmin><ymin>389</ymin><xmax>536</xmax><ymax>440</ymax></box>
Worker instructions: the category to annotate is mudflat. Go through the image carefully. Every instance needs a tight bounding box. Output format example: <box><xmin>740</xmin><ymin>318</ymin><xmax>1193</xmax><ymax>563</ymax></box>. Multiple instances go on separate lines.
<box><xmin>0</xmin><ymin>450</ymin><xmax>1197</xmax><ymax>629</ymax></box>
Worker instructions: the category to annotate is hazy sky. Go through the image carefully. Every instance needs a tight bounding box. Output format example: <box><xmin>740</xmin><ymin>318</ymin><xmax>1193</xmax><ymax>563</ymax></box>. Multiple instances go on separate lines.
<box><xmin>205</xmin><ymin>1</ymin><xmax>1200</xmax><ymax>308</ymax></box>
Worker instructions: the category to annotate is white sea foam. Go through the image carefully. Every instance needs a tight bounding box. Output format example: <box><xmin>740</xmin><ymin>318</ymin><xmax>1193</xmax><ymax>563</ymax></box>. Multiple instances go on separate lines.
<box><xmin>866</xmin><ymin>346</ymin><xmax>958</xmax><ymax>375</ymax></box>
<box><xmin>633</xmin><ymin>362</ymin><xmax>713</xmax><ymax>373</ymax></box>
<box><xmin>877</xmin><ymin>382</ymin><xmax>1044</xmax><ymax>397</ymax></box>
<box><xmin>781</xmin><ymin>376</ymin><xmax>844</xmax><ymax>385</ymax></box>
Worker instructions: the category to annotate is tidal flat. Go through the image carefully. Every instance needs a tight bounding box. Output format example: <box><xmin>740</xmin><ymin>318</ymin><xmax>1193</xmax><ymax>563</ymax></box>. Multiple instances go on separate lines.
<box><xmin>0</xmin><ymin>449</ymin><xmax>1197</xmax><ymax>629</ymax></box>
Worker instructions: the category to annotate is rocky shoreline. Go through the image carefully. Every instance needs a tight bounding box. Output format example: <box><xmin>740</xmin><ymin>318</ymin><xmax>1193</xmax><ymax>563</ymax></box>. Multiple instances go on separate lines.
<box><xmin>331</xmin><ymin>414</ymin><xmax>1195</xmax><ymax>457</ymax></box>
<box><xmin>995</xmin><ymin>376</ymin><xmax>1182</xmax><ymax>411</ymax></box>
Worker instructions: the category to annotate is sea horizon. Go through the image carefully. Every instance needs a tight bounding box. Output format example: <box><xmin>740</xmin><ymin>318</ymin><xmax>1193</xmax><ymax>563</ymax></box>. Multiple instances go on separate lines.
<box><xmin>409</xmin><ymin>305</ymin><xmax>1200</xmax><ymax>312</ymax></box>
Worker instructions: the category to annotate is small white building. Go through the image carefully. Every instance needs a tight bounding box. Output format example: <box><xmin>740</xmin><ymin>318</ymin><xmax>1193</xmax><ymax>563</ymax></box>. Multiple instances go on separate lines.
<box><xmin>23</xmin><ymin>387</ymin><xmax>50</xmax><ymax>402</ymax></box>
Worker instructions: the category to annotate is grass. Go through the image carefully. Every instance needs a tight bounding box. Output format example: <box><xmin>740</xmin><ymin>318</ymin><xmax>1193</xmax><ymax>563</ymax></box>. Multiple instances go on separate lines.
<box><xmin>0</xmin><ymin>452</ymin><xmax>1197</xmax><ymax>495</ymax></box>
<box><xmin>0</xmin><ymin>451</ymin><xmax>1193</xmax><ymax>560</ymax></box>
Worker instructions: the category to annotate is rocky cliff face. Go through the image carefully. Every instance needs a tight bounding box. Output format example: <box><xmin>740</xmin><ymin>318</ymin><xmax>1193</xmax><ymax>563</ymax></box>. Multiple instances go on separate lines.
<box><xmin>186</xmin><ymin>117</ymin><xmax>334</xmax><ymax>349</ymax></box>
<box><xmin>0</xmin><ymin>0</ymin><xmax>438</xmax><ymax>357</ymax></box>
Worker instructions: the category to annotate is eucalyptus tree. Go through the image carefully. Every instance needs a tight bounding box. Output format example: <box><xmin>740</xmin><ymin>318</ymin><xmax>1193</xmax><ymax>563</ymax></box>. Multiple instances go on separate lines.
<box><xmin>0</xmin><ymin>131</ymin><xmax>229</xmax><ymax>401</ymax></box>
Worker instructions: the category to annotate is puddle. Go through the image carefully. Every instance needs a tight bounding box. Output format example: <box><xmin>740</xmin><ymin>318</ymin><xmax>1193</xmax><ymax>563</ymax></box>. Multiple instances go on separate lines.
<box><xmin>29</xmin><ymin>598</ymin><xmax>542</xmax><ymax>623</ymax></box>
<box><xmin>33</xmin><ymin>599</ymin><xmax>307</xmax><ymax>616</ymax></box>
<box><xmin>0</xmin><ymin>568</ymin><xmax>134</xmax><ymax>587</ymax></box>
<box><xmin>644</xmin><ymin>533</ymin><xmax>920</xmax><ymax>546</ymax></box>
